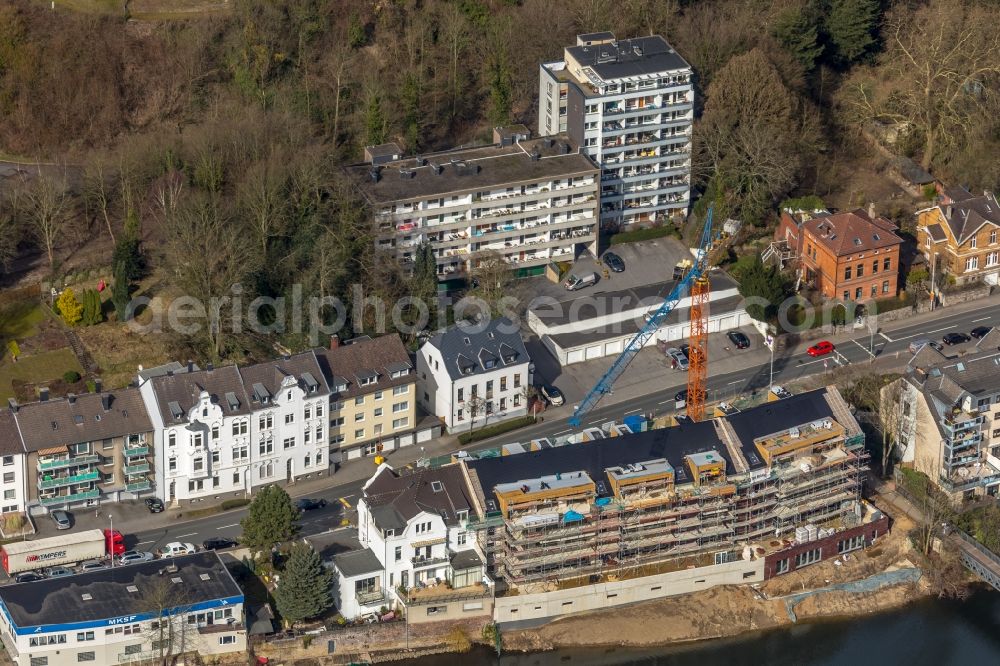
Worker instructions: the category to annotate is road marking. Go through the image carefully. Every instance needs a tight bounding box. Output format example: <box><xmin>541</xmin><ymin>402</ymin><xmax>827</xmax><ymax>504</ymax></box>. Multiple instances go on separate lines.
<box><xmin>175</xmin><ymin>532</ymin><xmax>197</xmax><ymax>538</ymax></box>
<box><xmin>218</xmin><ymin>524</ymin><xmax>239</xmax><ymax>529</ymax></box>
<box><xmin>798</xmin><ymin>358</ymin><xmax>829</xmax><ymax>366</ymax></box>
<box><xmin>657</xmin><ymin>399</ymin><xmax>673</xmax><ymax>405</ymax></box>
<box><xmin>339</xmin><ymin>497</ymin><xmax>352</xmax><ymax>509</ymax></box>
<box><xmin>727</xmin><ymin>380</ymin><xmax>742</xmax><ymax>385</ymax></box>
<box><xmin>895</xmin><ymin>325</ymin><xmax>956</xmax><ymax>341</ymax></box>
<box><xmin>879</xmin><ymin>332</ymin><xmax>893</xmax><ymax>342</ymax></box>
<box><xmin>973</xmin><ymin>316</ymin><xmax>991</xmax><ymax>323</ymax></box>
<box><xmin>552</xmin><ymin>430</ymin><xmax>571</xmax><ymax>436</ymax></box>
<box><xmin>623</xmin><ymin>408</ymin><xmax>642</xmax><ymax>415</ymax></box>
<box><xmin>851</xmin><ymin>339</ymin><xmax>873</xmax><ymax>356</ymax></box>
<box><xmin>136</xmin><ymin>540</ymin><xmax>154</xmax><ymax>546</ymax></box>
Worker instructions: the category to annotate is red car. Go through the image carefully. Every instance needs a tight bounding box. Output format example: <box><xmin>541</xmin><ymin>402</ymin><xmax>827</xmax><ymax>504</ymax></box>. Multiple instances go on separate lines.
<box><xmin>807</xmin><ymin>341</ymin><xmax>834</xmax><ymax>357</ymax></box>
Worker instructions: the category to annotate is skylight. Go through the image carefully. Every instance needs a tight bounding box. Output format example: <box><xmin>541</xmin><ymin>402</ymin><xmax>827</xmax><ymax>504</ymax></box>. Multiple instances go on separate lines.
<box><xmin>431</xmin><ymin>480</ymin><xmax>443</xmax><ymax>493</ymax></box>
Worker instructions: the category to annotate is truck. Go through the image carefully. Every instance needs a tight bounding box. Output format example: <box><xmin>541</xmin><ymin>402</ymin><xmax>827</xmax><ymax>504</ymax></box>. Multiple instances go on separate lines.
<box><xmin>1</xmin><ymin>528</ymin><xmax>126</xmax><ymax>575</ymax></box>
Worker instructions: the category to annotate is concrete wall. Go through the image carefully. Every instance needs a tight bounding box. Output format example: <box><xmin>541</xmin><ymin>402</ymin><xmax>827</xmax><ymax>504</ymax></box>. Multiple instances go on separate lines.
<box><xmin>493</xmin><ymin>557</ymin><xmax>764</xmax><ymax>626</ymax></box>
<box><xmin>406</xmin><ymin>594</ymin><xmax>494</xmax><ymax>625</ymax></box>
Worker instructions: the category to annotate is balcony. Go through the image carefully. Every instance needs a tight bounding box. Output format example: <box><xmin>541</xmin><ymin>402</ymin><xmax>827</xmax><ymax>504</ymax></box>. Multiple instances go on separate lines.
<box><xmin>411</xmin><ymin>555</ymin><xmax>450</xmax><ymax>569</ymax></box>
<box><xmin>124</xmin><ymin>462</ymin><xmax>151</xmax><ymax>475</ymax></box>
<box><xmin>126</xmin><ymin>479</ymin><xmax>152</xmax><ymax>492</ymax></box>
<box><xmin>39</xmin><ymin>488</ymin><xmax>100</xmax><ymax>505</ymax></box>
<box><xmin>124</xmin><ymin>446</ymin><xmax>149</xmax><ymax>458</ymax></box>
<box><xmin>38</xmin><ymin>454</ymin><xmax>101</xmax><ymax>471</ymax></box>
<box><xmin>356</xmin><ymin>589</ymin><xmax>388</xmax><ymax>606</ymax></box>
<box><xmin>38</xmin><ymin>469</ymin><xmax>100</xmax><ymax>490</ymax></box>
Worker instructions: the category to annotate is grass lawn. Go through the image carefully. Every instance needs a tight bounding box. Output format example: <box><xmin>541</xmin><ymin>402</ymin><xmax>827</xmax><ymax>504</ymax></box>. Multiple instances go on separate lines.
<box><xmin>0</xmin><ymin>348</ymin><xmax>83</xmax><ymax>402</ymax></box>
<box><xmin>76</xmin><ymin>322</ymin><xmax>172</xmax><ymax>390</ymax></box>
<box><xmin>0</xmin><ymin>301</ymin><xmax>45</xmax><ymax>345</ymax></box>
<box><xmin>42</xmin><ymin>0</ymin><xmax>231</xmax><ymax>18</ymax></box>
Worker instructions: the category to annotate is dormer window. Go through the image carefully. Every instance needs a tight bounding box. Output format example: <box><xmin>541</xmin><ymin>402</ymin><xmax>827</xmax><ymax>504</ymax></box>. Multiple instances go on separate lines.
<box><xmin>360</xmin><ymin>376</ymin><xmax>377</xmax><ymax>386</ymax></box>
<box><xmin>484</xmin><ymin>359</ymin><xmax>495</xmax><ymax>369</ymax></box>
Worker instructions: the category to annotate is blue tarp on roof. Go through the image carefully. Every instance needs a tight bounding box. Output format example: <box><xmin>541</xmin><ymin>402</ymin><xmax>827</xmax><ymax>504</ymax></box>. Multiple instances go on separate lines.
<box><xmin>595</xmin><ymin>497</ymin><xmax>612</xmax><ymax>506</ymax></box>
<box><xmin>563</xmin><ymin>510</ymin><xmax>585</xmax><ymax>523</ymax></box>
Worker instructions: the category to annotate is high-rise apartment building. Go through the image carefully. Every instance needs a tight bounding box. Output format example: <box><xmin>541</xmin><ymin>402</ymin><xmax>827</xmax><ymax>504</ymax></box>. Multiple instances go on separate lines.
<box><xmin>539</xmin><ymin>33</ymin><xmax>693</xmax><ymax>230</ymax></box>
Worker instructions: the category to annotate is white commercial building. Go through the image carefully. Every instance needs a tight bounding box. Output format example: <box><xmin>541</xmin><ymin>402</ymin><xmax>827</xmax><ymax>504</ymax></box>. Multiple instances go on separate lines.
<box><xmin>539</xmin><ymin>33</ymin><xmax>693</xmax><ymax>230</ymax></box>
<box><xmin>0</xmin><ymin>552</ymin><xmax>246</xmax><ymax>666</ymax></box>
<box><xmin>417</xmin><ymin>317</ymin><xmax>533</xmax><ymax>433</ymax></box>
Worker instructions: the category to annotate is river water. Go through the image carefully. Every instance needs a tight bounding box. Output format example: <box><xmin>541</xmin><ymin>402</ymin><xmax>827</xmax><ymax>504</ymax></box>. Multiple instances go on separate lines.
<box><xmin>400</xmin><ymin>588</ymin><xmax>1000</xmax><ymax>666</ymax></box>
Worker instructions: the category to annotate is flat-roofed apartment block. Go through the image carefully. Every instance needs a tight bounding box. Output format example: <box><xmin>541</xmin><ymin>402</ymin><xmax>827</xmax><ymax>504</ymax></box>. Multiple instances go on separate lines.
<box><xmin>539</xmin><ymin>33</ymin><xmax>693</xmax><ymax>230</ymax></box>
<box><xmin>9</xmin><ymin>386</ymin><xmax>153</xmax><ymax>511</ymax></box>
<box><xmin>461</xmin><ymin>387</ymin><xmax>881</xmax><ymax>595</ymax></box>
<box><xmin>351</xmin><ymin>127</ymin><xmax>600</xmax><ymax>281</ymax></box>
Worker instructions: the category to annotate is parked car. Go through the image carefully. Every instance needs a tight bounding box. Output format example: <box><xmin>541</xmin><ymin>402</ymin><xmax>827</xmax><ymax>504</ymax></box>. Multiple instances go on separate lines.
<box><xmin>540</xmin><ymin>385</ymin><xmax>564</xmax><ymax>406</ymax></box>
<box><xmin>674</xmin><ymin>389</ymin><xmax>688</xmax><ymax>403</ymax></box>
<box><xmin>727</xmin><ymin>331</ymin><xmax>751</xmax><ymax>349</ymax></box>
<box><xmin>807</xmin><ymin>341</ymin><xmax>834</xmax><ymax>357</ymax></box>
<box><xmin>119</xmin><ymin>550</ymin><xmax>155</xmax><ymax>565</ymax></box>
<box><xmin>202</xmin><ymin>537</ymin><xmax>238</xmax><ymax>551</ymax></box>
<box><xmin>295</xmin><ymin>498</ymin><xmax>327</xmax><ymax>512</ymax></box>
<box><xmin>50</xmin><ymin>509</ymin><xmax>72</xmax><ymax>530</ymax></box>
<box><xmin>971</xmin><ymin>326</ymin><xmax>993</xmax><ymax>339</ymax></box>
<box><xmin>679</xmin><ymin>343</ymin><xmax>690</xmax><ymax>359</ymax></box>
<box><xmin>602</xmin><ymin>252</ymin><xmax>625</xmax><ymax>273</ymax></box>
<box><xmin>563</xmin><ymin>272</ymin><xmax>598</xmax><ymax>291</ymax></box>
<box><xmin>160</xmin><ymin>542</ymin><xmax>196</xmax><ymax>558</ymax></box>
<box><xmin>665</xmin><ymin>347</ymin><xmax>689</xmax><ymax>371</ymax></box>
<box><xmin>79</xmin><ymin>560</ymin><xmax>108</xmax><ymax>572</ymax></box>
<box><xmin>942</xmin><ymin>332</ymin><xmax>971</xmax><ymax>345</ymax></box>
<box><xmin>44</xmin><ymin>566</ymin><xmax>74</xmax><ymax>578</ymax></box>
<box><xmin>145</xmin><ymin>497</ymin><xmax>165</xmax><ymax>513</ymax></box>
<box><xmin>14</xmin><ymin>572</ymin><xmax>44</xmax><ymax>583</ymax></box>
<box><xmin>771</xmin><ymin>385</ymin><xmax>793</xmax><ymax>399</ymax></box>
<box><xmin>929</xmin><ymin>341</ymin><xmax>944</xmax><ymax>351</ymax></box>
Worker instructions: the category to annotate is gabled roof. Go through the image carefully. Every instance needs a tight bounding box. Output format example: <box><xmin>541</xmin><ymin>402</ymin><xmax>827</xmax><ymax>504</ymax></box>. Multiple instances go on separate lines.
<box><xmin>315</xmin><ymin>334</ymin><xmax>413</xmax><ymax>400</ymax></box>
<box><xmin>925</xmin><ymin>223</ymin><xmax>947</xmax><ymax>242</ymax></box>
<box><xmin>238</xmin><ymin>351</ymin><xmax>329</xmax><ymax>408</ymax></box>
<box><xmin>935</xmin><ymin>191</ymin><xmax>1000</xmax><ymax>244</ymax></box>
<box><xmin>148</xmin><ymin>365</ymin><xmax>251</xmax><ymax>424</ymax></box>
<box><xmin>12</xmin><ymin>389</ymin><xmax>152</xmax><ymax>453</ymax></box>
<box><xmin>364</xmin><ymin>464</ymin><xmax>474</xmax><ymax>528</ymax></box>
<box><xmin>802</xmin><ymin>209</ymin><xmax>903</xmax><ymax>256</ymax></box>
<box><xmin>425</xmin><ymin>317</ymin><xmax>529</xmax><ymax>380</ymax></box>
<box><xmin>0</xmin><ymin>410</ymin><xmax>25</xmax><ymax>457</ymax></box>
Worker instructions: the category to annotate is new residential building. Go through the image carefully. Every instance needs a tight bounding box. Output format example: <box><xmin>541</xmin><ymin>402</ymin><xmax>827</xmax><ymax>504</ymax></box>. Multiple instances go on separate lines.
<box><xmin>351</xmin><ymin>128</ymin><xmax>600</xmax><ymax>282</ymax></box>
<box><xmin>315</xmin><ymin>334</ymin><xmax>418</xmax><ymax>462</ymax></box>
<box><xmin>539</xmin><ymin>33</ymin><xmax>693</xmax><ymax>230</ymax></box>
<box><xmin>0</xmin><ymin>410</ymin><xmax>27</xmax><ymax>517</ymax></box>
<box><xmin>8</xmin><ymin>387</ymin><xmax>153</xmax><ymax>511</ymax></box>
<box><xmin>0</xmin><ymin>551</ymin><xmax>246</xmax><ymax>666</ymax></box>
<box><xmin>893</xmin><ymin>340</ymin><xmax>1000</xmax><ymax>502</ymax></box>
<box><xmin>417</xmin><ymin>317</ymin><xmax>532</xmax><ymax>433</ymax></box>
<box><xmin>917</xmin><ymin>186</ymin><xmax>1000</xmax><ymax>285</ymax></box>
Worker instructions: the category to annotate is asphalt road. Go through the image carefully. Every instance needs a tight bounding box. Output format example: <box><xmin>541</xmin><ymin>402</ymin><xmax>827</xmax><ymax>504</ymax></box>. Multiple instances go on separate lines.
<box><xmin>118</xmin><ymin>302</ymin><xmax>1000</xmax><ymax>553</ymax></box>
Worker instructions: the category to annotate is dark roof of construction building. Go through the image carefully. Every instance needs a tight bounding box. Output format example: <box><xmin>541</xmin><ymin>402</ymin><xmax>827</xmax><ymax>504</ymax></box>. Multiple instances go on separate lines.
<box><xmin>566</xmin><ymin>35</ymin><xmax>690</xmax><ymax>81</ymax></box>
<box><xmin>348</xmin><ymin>135</ymin><xmax>598</xmax><ymax>204</ymax></box>
<box><xmin>935</xmin><ymin>191</ymin><xmax>1000</xmax><ymax>244</ymax></box>
<box><xmin>468</xmin><ymin>418</ymin><xmax>731</xmax><ymax>499</ymax></box>
<box><xmin>364</xmin><ymin>464</ymin><xmax>474</xmax><ymax>528</ymax></box>
<box><xmin>238</xmin><ymin>351</ymin><xmax>329</xmax><ymax>406</ymax></box>
<box><xmin>148</xmin><ymin>364</ymin><xmax>251</xmax><ymax>424</ymax></box>
<box><xmin>12</xmin><ymin>389</ymin><xmax>152</xmax><ymax>453</ymax></box>
<box><xmin>314</xmin><ymin>334</ymin><xmax>413</xmax><ymax>400</ymax></box>
<box><xmin>425</xmin><ymin>317</ymin><xmax>529</xmax><ymax>381</ymax></box>
<box><xmin>332</xmin><ymin>548</ymin><xmax>383</xmax><ymax>578</ymax></box>
<box><xmin>802</xmin><ymin>209</ymin><xmax>903</xmax><ymax>256</ymax></box>
<box><xmin>0</xmin><ymin>410</ymin><xmax>24</xmax><ymax>457</ymax></box>
<box><xmin>0</xmin><ymin>552</ymin><xmax>241</xmax><ymax>630</ymax></box>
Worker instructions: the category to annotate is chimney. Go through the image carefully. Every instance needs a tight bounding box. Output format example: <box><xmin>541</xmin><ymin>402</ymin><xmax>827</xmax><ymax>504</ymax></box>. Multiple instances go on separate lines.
<box><xmin>330</xmin><ymin>335</ymin><xmax>341</xmax><ymax>350</ymax></box>
<box><xmin>206</xmin><ymin>362</ymin><xmax>214</xmax><ymax>372</ymax></box>
<box><xmin>101</xmin><ymin>394</ymin><xmax>112</xmax><ymax>411</ymax></box>
<box><xmin>187</xmin><ymin>359</ymin><xmax>194</xmax><ymax>373</ymax></box>
<box><xmin>7</xmin><ymin>398</ymin><xmax>16</xmax><ymax>414</ymax></box>
<box><xmin>39</xmin><ymin>387</ymin><xmax>49</xmax><ymax>402</ymax></box>
<box><xmin>68</xmin><ymin>393</ymin><xmax>76</xmax><ymax>404</ymax></box>
<box><xmin>945</xmin><ymin>204</ymin><xmax>953</xmax><ymax>219</ymax></box>
<box><xmin>94</xmin><ymin>378</ymin><xmax>103</xmax><ymax>394</ymax></box>
<box><xmin>867</xmin><ymin>202</ymin><xmax>876</xmax><ymax>219</ymax></box>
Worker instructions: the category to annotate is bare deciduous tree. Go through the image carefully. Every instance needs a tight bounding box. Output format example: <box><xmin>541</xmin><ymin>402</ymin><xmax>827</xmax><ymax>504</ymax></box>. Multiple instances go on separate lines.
<box><xmin>878</xmin><ymin>378</ymin><xmax>906</xmax><ymax>478</ymax></box>
<box><xmin>237</xmin><ymin>155</ymin><xmax>288</xmax><ymax>259</ymax></box>
<box><xmin>470</xmin><ymin>251</ymin><xmax>514</xmax><ymax>317</ymax></box>
<box><xmin>83</xmin><ymin>158</ymin><xmax>117</xmax><ymax>243</ymax></box>
<box><xmin>137</xmin><ymin>576</ymin><xmax>196</xmax><ymax>665</ymax></box>
<box><xmin>17</xmin><ymin>171</ymin><xmax>72</xmax><ymax>271</ymax></box>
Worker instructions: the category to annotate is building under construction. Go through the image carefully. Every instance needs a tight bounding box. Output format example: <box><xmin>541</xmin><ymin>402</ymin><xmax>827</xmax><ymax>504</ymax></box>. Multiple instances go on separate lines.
<box><xmin>461</xmin><ymin>386</ymin><xmax>871</xmax><ymax>590</ymax></box>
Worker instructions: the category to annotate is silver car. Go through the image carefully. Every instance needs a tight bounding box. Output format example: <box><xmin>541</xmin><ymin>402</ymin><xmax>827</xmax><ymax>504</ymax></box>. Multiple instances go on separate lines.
<box><xmin>665</xmin><ymin>348</ymin><xmax>689</xmax><ymax>371</ymax></box>
<box><xmin>119</xmin><ymin>550</ymin><xmax>155</xmax><ymax>565</ymax></box>
<box><xmin>50</xmin><ymin>510</ymin><xmax>71</xmax><ymax>530</ymax></box>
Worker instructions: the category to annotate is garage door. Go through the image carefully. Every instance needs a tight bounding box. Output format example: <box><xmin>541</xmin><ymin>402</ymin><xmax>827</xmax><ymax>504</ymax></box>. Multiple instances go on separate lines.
<box><xmin>718</xmin><ymin>316</ymin><xmax>734</xmax><ymax>331</ymax></box>
<box><xmin>567</xmin><ymin>349</ymin><xmax>585</xmax><ymax>365</ymax></box>
<box><xmin>681</xmin><ymin>326</ymin><xmax>690</xmax><ymax>338</ymax></box>
<box><xmin>605</xmin><ymin>340</ymin><xmax>624</xmax><ymax>355</ymax></box>
<box><xmin>586</xmin><ymin>344</ymin><xmax>603</xmax><ymax>360</ymax></box>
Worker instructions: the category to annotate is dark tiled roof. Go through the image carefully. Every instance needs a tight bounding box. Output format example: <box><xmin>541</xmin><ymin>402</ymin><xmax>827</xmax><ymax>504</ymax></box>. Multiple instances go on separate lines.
<box><xmin>13</xmin><ymin>389</ymin><xmax>152</xmax><ymax>453</ymax></box>
<box><xmin>937</xmin><ymin>192</ymin><xmax>1000</xmax><ymax>244</ymax></box>
<box><xmin>566</xmin><ymin>35</ymin><xmax>690</xmax><ymax>81</ymax></box>
<box><xmin>803</xmin><ymin>209</ymin><xmax>903</xmax><ymax>256</ymax></box>
<box><xmin>468</xmin><ymin>418</ymin><xmax>730</xmax><ymax>497</ymax></box>
<box><xmin>893</xmin><ymin>157</ymin><xmax>934</xmax><ymax>185</ymax></box>
<box><xmin>149</xmin><ymin>365</ymin><xmax>251</xmax><ymax>424</ymax></box>
<box><xmin>925</xmin><ymin>223</ymin><xmax>947</xmax><ymax>242</ymax></box>
<box><xmin>0</xmin><ymin>410</ymin><xmax>24</xmax><ymax>457</ymax></box>
<box><xmin>941</xmin><ymin>185</ymin><xmax>975</xmax><ymax>203</ymax></box>
<box><xmin>365</xmin><ymin>464</ymin><xmax>474</xmax><ymax>528</ymax></box>
<box><xmin>332</xmin><ymin>548</ymin><xmax>383</xmax><ymax>578</ymax></box>
<box><xmin>238</xmin><ymin>351</ymin><xmax>329</xmax><ymax>406</ymax></box>
<box><xmin>0</xmin><ymin>551</ymin><xmax>241</xmax><ymax>629</ymax></box>
<box><xmin>426</xmin><ymin>317</ymin><xmax>529</xmax><ymax>381</ymax></box>
<box><xmin>315</xmin><ymin>334</ymin><xmax>413</xmax><ymax>400</ymax></box>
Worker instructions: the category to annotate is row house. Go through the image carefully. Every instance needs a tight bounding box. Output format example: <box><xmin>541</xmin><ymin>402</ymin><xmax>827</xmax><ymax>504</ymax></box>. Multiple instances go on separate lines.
<box><xmin>4</xmin><ymin>386</ymin><xmax>153</xmax><ymax>512</ymax></box>
<box><xmin>315</xmin><ymin>335</ymin><xmax>418</xmax><ymax>462</ymax></box>
<box><xmin>138</xmin><ymin>353</ymin><xmax>330</xmax><ymax>504</ymax></box>
<box><xmin>891</xmin><ymin>336</ymin><xmax>1000</xmax><ymax>503</ymax></box>
<box><xmin>917</xmin><ymin>186</ymin><xmax>1000</xmax><ymax>286</ymax></box>
<box><xmin>417</xmin><ymin>317</ymin><xmax>533</xmax><ymax>434</ymax></box>
<box><xmin>539</xmin><ymin>33</ymin><xmax>694</xmax><ymax>230</ymax></box>
<box><xmin>331</xmin><ymin>463</ymin><xmax>490</xmax><ymax>621</ymax></box>
<box><xmin>351</xmin><ymin>129</ymin><xmax>600</xmax><ymax>283</ymax></box>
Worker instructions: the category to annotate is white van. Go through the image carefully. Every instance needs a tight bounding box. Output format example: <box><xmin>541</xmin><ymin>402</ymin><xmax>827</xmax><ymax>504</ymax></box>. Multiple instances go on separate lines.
<box><xmin>564</xmin><ymin>272</ymin><xmax>598</xmax><ymax>291</ymax></box>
